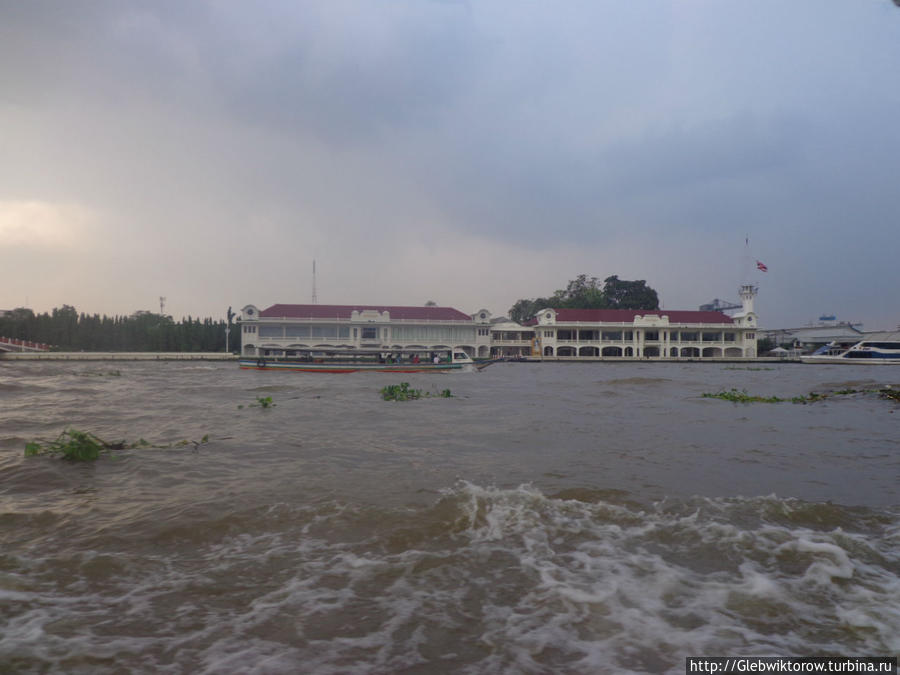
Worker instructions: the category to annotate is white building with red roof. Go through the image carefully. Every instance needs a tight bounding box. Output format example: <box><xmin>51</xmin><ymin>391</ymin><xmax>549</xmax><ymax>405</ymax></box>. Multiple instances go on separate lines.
<box><xmin>530</xmin><ymin>303</ymin><xmax>757</xmax><ymax>359</ymax></box>
<box><xmin>530</xmin><ymin>308</ymin><xmax>755</xmax><ymax>358</ymax></box>
<box><xmin>240</xmin><ymin>287</ymin><xmax>758</xmax><ymax>361</ymax></box>
<box><xmin>239</xmin><ymin>303</ymin><xmax>494</xmax><ymax>358</ymax></box>
<box><xmin>520</xmin><ymin>285</ymin><xmax>759</xmax><ymax>359</ymax></box>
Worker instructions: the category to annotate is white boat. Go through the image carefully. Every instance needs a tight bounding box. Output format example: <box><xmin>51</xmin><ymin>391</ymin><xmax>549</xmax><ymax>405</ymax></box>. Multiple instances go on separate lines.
<box><xmin>800</xmin><ymin>338</ymin><xmax>900</xmax><ymax>364</ymax></box>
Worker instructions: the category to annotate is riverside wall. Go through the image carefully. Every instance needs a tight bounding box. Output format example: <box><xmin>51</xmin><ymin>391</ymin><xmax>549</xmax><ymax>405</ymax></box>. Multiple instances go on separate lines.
<box><xmin>0</xmin><ymin>352</ymin><xmax>237</xmax><ymax>361</ymax></box>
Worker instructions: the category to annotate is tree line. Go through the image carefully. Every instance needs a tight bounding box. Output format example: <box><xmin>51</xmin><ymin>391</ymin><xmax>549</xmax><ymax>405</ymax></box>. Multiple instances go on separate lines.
<box><xmin>0</xmin><ymin>305</ymin><xmax>233</xmax><ymax>352</ymax></box>
<box><xmin>508</xmin><ymin>274</ymin><xmax>660</xmax><ymax>323</ymax></box>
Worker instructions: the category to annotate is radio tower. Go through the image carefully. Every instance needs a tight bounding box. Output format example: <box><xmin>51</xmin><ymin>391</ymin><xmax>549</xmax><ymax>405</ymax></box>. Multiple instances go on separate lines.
<box><xmin>311</xmin><ymin>260</ymin><xmax>318</xmax><ymax>305</ymax></box>
<box><xmin>159</xmin><ymin>296</ymin><xmax>166</xmax><ymax>316</ymax></box>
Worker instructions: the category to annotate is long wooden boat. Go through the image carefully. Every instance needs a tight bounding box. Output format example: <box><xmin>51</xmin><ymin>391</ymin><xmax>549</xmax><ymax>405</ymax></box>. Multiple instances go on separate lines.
<box><xmin>239</xmin><ymin>348</ymin><xmax>480</xmax><ymax>373</ymax></box>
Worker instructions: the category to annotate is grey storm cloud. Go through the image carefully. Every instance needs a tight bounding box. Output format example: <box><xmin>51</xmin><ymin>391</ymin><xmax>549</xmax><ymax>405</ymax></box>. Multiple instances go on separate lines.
<box><xmin>1</xmin><ymin>0</ymin><xmax>899</xmax><ymax>328</ymax></box>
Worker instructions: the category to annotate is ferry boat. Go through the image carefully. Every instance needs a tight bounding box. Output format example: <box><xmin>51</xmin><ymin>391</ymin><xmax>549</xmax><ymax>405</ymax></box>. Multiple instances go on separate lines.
<box><xmin>239</xmin><ymin>348</ymin><xmax>478</xmax><ymax>374</ymax></box>
<box><xmin>800</xmin><ymin>338</ymin><xmax>900</xmax><ymax>364</ymax></box>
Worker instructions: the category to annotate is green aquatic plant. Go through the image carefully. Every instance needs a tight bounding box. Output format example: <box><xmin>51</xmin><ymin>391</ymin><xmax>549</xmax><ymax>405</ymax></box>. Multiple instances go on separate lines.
<box><xmin>381</xmin><ymin>382</ymin><xmax>422</xmax><ymax>401</ymax></box>
<box><xmin>251</xmin><ymin>396</ymin><xmax>276</xmax><ymax>408</ymax></box>
<box><xmin>704</xmin><ymin>387</ymin><xmax>898</xmax><ymax>405</ymax></box>
<box><xmin>380</xmin><ymin>383</ymin><xmax>454</xmax><ymax>401</ymax></box>
<box><xmin>25</xmin><ymin>430</ymin><xmax>211</xmax><ymax>460</ymax></box>
<box><xmin>703</xmin><ymin>389</ymin><xmax>784</xmax><ymax>404</ymax></box>
<box><xmin>25</xmin><ymin>429</ymin><xmax>108</xmax><ymax>461</ymax></box>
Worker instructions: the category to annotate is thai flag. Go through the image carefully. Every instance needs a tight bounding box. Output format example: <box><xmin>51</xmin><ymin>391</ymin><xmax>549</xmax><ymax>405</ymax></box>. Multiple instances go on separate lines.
<box><xmin>756</xmin><ymin>260</ymin><xmax>768</xmax><ymax>272</ymax></box>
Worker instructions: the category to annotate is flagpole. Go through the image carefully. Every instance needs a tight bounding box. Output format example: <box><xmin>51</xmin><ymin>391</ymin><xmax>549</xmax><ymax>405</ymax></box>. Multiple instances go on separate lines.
<box><xmin>741</xmin><ymin>235</ymin><xmax>752</xmax><ymax>286</ymax></box>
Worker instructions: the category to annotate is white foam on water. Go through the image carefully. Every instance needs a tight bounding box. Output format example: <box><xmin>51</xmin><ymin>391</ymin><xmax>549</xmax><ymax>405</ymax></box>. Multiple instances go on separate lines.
<box><xmin>2</xmin><ymin>485</ymin><xmax>899</xmax><ymax>673</ymax></box>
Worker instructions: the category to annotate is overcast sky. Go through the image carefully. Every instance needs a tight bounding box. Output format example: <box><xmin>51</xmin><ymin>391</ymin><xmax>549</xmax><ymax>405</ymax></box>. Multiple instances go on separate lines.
<box><xmin>2</xmin><ymin>0</ymin><xmax>898</xmax><ymax>329</ymax></box>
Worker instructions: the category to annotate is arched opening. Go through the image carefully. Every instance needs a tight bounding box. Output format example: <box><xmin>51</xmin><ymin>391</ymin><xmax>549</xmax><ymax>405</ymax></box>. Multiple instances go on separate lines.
<box><xmin>602</xmin><ymin>346</ymin><xmax>622</xmax><ymax>357</ymax></box>
<box><xmin>644</xmin><ymin>346</ymin><xmax>660</xmax><ymax>357</ymax></box>
<box><xmin>624</xmin><ymin>346</ymin><xmax>634</xmax><ymax>357</ymax></box>
<box><xmin>544</xmin><ymin>346</ymin><xmax>555</xmax><ymax>356</ymax></box>
<box><xmin>724</xmin><ymin>347</ymin><xmax>743</xmax><ymax>358</ymax></box>
<box><xmin>702</xmin><ymin>347</ymin><xmax>722</xmax><ymax>358</ymax></box>
<box><xmin>680</xmin><ymin>347</ymin><xmax>700</xmax><ymax>358</ymax></box>
<box><xmin>579</xmin><ymin>346</ymin><xmax>599</xmax><ymax>357</ymax></box>
<box><xmin>670</xmin><ymin>347</ymin><xmax>679</xmax><ymax>357</ymax></box>
<box><xmin>557</xmin><ymin>346</ymin><xmax>576</xmax><ymax>357</ymax></box>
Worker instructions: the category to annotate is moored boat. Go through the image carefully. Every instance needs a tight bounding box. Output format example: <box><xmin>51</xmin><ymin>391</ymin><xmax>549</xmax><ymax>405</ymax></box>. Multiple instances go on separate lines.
<box><xmin>800</xmin><ymin>337</ymin><xmax>900</xmax><ymax>364</ymax></box>
<box><xmin>239</xmin><ymin>348</ymin><xmax>477</xmax><ymax>373</ymax></box>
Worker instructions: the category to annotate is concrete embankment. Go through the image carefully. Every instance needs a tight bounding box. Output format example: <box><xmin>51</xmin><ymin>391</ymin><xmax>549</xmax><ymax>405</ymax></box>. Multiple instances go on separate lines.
<box><xmin>0</xmin><ymin>352</ymin><xmax>237</xmax><ymax>361</ymax></box>
<box><xmin>516</xmin><ymin>356</ymin><xmax>801</xmax><ymax>364</ymax></box>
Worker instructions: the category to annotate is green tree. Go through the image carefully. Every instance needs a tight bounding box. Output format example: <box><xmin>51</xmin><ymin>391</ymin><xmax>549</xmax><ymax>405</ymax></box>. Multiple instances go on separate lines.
<box><xmin>602</xmin><ymin>276</ymin><xmax>659</xmax><ymax>310</ymax></box>
<box><xmin>507</xmin><ymin>274</ymin><xmax>660</xmax><ymax>322</ymax></box>
<box><xmin>0</xmin><ymin>305</ymin><xmax>228</xmax><ymax>351</ymax></box>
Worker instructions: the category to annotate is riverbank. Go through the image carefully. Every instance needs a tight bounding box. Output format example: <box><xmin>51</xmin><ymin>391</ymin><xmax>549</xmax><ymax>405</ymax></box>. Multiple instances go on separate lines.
<box><xmin>0</xmin><ymin>352</ymin><xmax>237</xmax><ymax>361</ymax></box>
<box><xmin>508</xmin><ymin>356</ymin><xmax>800</xmax><ymax>364</ymax></box>
<box><xmin>1</xmin><ymin>352</ymin><xmax>796</xmax><ymax>364</ymax></box>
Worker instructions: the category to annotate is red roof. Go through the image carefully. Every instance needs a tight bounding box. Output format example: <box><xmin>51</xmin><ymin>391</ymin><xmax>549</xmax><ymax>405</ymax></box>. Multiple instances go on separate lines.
<box><xmin>536</xmin><ymin>308</ymin><xmax>734</xmax><ymax>325</ymax></box>
<box><xmin>259</xmin><ymin>304</ymin><xmax>472</xmax><ymax>321</ymax></box>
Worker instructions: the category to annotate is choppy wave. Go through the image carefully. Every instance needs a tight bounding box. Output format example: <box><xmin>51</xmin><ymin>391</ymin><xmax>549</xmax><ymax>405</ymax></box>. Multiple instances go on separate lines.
<box><xmin>3</xmin><ymin>360</ymin><xmax>899</xmax><ymax>673</ymax></box>
<box><xmin>2</xmin><ymin>482</ymin><xmax>898</xmax><ymax>674</ymax></box>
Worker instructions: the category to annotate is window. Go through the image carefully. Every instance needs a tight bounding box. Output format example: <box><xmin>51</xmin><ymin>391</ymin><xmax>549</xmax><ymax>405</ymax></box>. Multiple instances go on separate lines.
<box><xmin>724</xmin><ymin>333</ymin><xmax>736</xmax><ymax>342</ymax></box>
<box><xmin>392</xmin><ymin>326</ymin><xmax>477</xmax><ymax>341</ymax></box>
<box><xmin>544</xmin><ymin>330</ymin><xmax>554</xmax><ymax>338</ymax></box>
<box><xmin>645</xmin><ymin>331</ymin><xmax>659</xmax><ymax>341</ymax></box>
<box><xmin>680</xmin><ymin>332</ymin><xmax>698</xmax><ymax>342</ymax></box>
<box><xmin>745</xmin><ymin>333</ymin><xmax>755</xmax><ymax>340</ymax></box>
<box><xmin>361</xmin><ymin>327</ymin><xmax>378</xmax><ymax>340</ymax></box>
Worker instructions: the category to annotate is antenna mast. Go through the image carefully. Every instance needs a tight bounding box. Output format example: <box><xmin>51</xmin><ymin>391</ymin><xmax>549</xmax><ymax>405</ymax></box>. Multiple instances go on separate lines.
<box><xmin>159</xmin><ymin>296</ymin><xmax>166</xmax><ymax>316</ymax></box>
<box><xmin>311</xmin><ymin>260</ymin><xmax>318</xmax><ymax>305</ymax></box>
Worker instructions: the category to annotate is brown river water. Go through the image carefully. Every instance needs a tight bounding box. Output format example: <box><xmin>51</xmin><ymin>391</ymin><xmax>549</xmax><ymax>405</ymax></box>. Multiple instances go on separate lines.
<box><xmin>1</xmin><ymin>360</ymin><xmax>898</xmax><ymax>673</ymax></box>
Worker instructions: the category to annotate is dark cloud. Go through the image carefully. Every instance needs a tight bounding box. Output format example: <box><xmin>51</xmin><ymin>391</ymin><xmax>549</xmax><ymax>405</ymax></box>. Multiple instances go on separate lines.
<box><xmin>214</xmin><ymin>7</ymin><xmax>487</xmax><ymax>144</ymax></box>
<box><xmin>1</xmin><ymin>0</ymin><xmax>899</xmax><ymax>328</ymax></box>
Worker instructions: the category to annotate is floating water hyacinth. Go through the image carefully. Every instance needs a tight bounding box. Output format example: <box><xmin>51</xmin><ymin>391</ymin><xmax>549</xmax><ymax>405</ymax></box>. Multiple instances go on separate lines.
<box><xmin>380</xmin><ymin>383</ymin><xmax>453</xmax><ymax>401</ymax></box>
<box><xmin>253</xmin><ymin>395</ymin><xmax>276</xmax><ymax>408</ymax></box>
<box><xmin>381</xmin><ymin>382</ymin><xmax>422</xmax><ymax>401</ymax></box>
<box><xmin>25</xmin><ymin>429</ymin><xmax>211</xmax><ymax>460</ymax></box>
<box><xmin>702</xmin><ymin>388</ymin><xmax>899</xmax><ymax>404</ymax></box>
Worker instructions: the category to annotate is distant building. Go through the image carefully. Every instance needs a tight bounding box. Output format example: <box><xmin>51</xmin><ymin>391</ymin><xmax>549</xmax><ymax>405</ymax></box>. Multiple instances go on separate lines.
<box><xmin>529</xmin><ymin>307</ymin><xmax>756</xmax><ymax>359</ymax></box>
<box><xmin>240</xmin><ymin>287</ymin><xmax>760</xmax><ymax>361</ymax></box>
<box><xmin>522</xmin><ymin>284</ymin><xmax>759</xmax><ymax>359</ymax></box>
<box><xmin>490</xmin><ymin>319</ymin><xmax>536</xmax><ymax>358</ymax></box>
<box><xmin>760</xmin><ymin>315</ymin><xmax>865</xmax><ymax>352</ymax></box>
<box><xmin>239</xmin><ymin>304</ymin><xmax>493</xmax><ymax>358</ymax></box>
